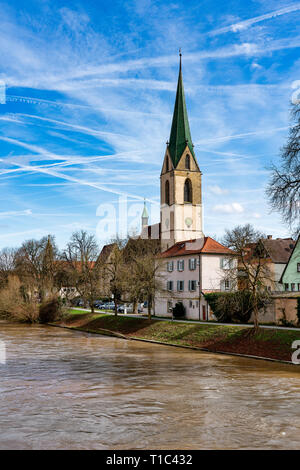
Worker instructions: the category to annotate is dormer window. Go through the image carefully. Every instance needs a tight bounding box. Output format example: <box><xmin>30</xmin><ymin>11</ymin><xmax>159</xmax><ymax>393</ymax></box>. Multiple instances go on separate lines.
<box><xmin>185</xmin><ymin>154</ymin><xmax>190</xmax><ymax>169</ymax></box>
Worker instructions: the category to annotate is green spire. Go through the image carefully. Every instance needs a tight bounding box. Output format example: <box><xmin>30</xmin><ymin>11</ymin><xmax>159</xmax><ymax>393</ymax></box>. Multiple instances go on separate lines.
<box><xmin>168</xmin><ymin>52</ymin><xmax>195</xmax><ymax>167</ymax></box>
<box><xmin>142</xmin><ymin>199</ymin><xmax>149</xmax><ymax>218</ymax></box>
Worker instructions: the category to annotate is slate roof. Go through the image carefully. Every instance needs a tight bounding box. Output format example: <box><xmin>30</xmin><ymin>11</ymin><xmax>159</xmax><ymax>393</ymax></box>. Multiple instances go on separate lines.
<box><xmin>158</xmin><ymin>236</ymin><xmax>234</xmax><ymax>258</ymax></box>
<box><xmin>261</xmin><ymin>238</ymin><xmax>295</xmax><ymax>263</ymax></box>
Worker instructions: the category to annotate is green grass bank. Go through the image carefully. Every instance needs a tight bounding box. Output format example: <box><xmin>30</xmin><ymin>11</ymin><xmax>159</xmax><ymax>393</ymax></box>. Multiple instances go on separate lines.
<box><xmin>55</xmin><ymin>310</ymin><xmax>300</xmax><ymax>363</ymax></box>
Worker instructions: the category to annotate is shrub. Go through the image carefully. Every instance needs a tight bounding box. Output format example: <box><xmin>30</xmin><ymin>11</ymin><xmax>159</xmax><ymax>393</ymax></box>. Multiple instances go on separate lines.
<box><xmin>0</xmin><ymin>275</ymin><xmax>39</xmax><ymax>323</ymax></box>
<box><xmin>39</xmin><ymin>298</ymin><xmax>62</xmax><ymax>323</ymax></box>
<box><xmin>172</xmin><ymin>302</ymin><xmax>186</xmax><ymax>318</ymax></box>
<box><xmin>204</xmin><ymin>292</ymin><xmax>232</xmax><ymax>322</ymax></box>
<box><xmin>204</xmin><ymin>290</ymin><xmax>267</xmax><ymax>324</ymax></box>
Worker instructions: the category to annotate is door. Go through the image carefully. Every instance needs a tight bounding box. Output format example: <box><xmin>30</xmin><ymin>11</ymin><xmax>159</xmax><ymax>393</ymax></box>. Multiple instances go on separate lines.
<box><xmin>202</xmin><ymin>305</ymin><xmax>206</xmax><ymax>321</ymax></box>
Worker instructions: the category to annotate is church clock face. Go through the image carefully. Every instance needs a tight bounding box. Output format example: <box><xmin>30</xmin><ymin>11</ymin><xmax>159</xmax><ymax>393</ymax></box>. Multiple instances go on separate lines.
<box><xmin>185</xmin><ymin>217</ymin><xmax>192</xmax><ymax>228</ymax></box>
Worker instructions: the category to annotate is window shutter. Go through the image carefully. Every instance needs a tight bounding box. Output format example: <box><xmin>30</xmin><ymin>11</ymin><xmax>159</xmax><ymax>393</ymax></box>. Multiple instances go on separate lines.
<box><xmin>188</xmin><ymin>280</ymin><xmax>191</xmax><ymax>291</ymax></box>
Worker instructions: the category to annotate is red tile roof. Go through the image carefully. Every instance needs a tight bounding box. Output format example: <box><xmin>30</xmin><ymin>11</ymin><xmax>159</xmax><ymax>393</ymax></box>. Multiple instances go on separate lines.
<box><xmin>158</xmin><ymin>237</ymin><xmax>234</xmax><ymax>258</ymax></box>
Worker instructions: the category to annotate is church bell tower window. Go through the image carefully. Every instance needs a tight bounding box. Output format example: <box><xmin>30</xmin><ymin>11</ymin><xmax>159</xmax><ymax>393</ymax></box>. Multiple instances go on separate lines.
<box><xmin>165</xmin><ymin>180</ymin><xmax>170</xmax><ymax>205</ymax></box>
<box><xmin>184</xmin><ymin>178</ymin><xmax>192</xmax><ymax>203</ymax></box>
<box><xmin>185</xmin><ymin>154</ymin><xmax>190</xmax><ymax>170</ymax></box>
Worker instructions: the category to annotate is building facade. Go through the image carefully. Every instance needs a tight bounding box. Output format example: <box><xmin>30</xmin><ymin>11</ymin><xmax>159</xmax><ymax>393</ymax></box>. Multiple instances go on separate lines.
<box><xmin>154</xmin><ymin>237</ymin><xmax>236</xmax><ymax>320</ymax></box>
<box><xmin>280</xmin><ymin>234</ymin><xmax>300</xmax><ymax>292</ymax></box>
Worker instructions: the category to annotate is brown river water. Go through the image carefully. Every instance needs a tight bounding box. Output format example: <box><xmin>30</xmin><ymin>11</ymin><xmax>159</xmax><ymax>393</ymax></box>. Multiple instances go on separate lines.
<box><xmin>0</xmin><ymin>322</ymin><xmax>300</xmax><ymax>450</ymax></box>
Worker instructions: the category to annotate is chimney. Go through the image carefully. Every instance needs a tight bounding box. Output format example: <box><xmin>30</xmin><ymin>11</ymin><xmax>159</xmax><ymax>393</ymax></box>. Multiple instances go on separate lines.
<box><xmin>267</xmin><ymin>235</ymin><xmax>272</xmax><ymax>240</ymax></box>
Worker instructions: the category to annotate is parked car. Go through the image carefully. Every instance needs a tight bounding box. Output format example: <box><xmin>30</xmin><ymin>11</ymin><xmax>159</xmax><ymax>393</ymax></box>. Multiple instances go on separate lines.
<box><xmin>102</xmin><ymin>302</ymin><xmax>115</xmax><ymax>310</ymax></box>
<box><xmin>94</xmin><ymin>301</ymin><xmax>105</xmax><ymax>309</ymax></box>
<box><xmin>117</xmin><ymin>304</ymin><xmax>133</xmax><ymax>313</ymax></box>
<box><xmin>137</xmin><ymin>304</ymin><xmax>143</xmax><ymax>313</ymax></box>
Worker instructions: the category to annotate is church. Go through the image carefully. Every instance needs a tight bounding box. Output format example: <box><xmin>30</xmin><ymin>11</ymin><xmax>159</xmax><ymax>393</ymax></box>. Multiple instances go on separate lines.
<box><xmin>143</xmin><ymin>54</ymin><xmax>237</xmax><ymax>320</ymax></box>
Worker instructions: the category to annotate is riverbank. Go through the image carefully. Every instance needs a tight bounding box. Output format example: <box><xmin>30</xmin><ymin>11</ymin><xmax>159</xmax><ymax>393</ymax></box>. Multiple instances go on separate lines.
<box><xmin>53</xmin><ymin>310</ymin><xmax>300</xmax><ymax>363</ymax></box>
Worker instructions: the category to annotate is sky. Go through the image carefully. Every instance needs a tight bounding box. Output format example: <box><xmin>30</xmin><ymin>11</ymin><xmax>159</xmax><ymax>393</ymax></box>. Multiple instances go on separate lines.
<box><xmin>0</xmin><ymin>0</ymin><xmax>299</xmax><ymax>249</ymax></box>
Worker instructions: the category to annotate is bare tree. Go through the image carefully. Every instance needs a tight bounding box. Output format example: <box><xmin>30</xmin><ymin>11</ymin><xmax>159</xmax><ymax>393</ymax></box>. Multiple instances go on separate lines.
<box><xmin>103</xmin><ymin>237</ymin><xmax>128</xmax><ymax>316</ymax></box>
<box><xmin>0</xmin><ymin>247</ymin><xmax>17</xmax><ymax>288</ymax></box>
<box><xmin>124</xmin><ymin>238</ymin><xmax>161</xmax><ymax>319</ymax></box>
<box><xmin>15</xmin><ymin>235</ymin><xmax>58</xmax><ymax>302</ymax></box>
<box><xmin>267</xmin><ymin>104</ymin><xmax>300</xmax><ymax>236</ymax></box>
<box><xmin>62</xmin><ymin>230</ymin><xmax>101</xmax><ymax>313</ymax></box>
<box><xmin>222</xmin><ymin>224</ymin><xmax>272</xmax><ymax>331</ymax></box>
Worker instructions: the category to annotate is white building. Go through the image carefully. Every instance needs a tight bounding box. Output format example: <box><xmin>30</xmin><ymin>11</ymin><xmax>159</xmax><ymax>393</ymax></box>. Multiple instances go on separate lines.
<box><xmin>154</xmin><ymin>237</ymin><xmax>236</xmax><ymax>320</ymax></box>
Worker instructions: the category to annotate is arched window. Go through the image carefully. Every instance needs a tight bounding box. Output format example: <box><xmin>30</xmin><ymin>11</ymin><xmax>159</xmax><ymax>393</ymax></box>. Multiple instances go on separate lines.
<box><xmin>165</xmin><ymin>180</ymin><xmax>170</xmax><ymax>205</ymax></box>
<box><xmin>166</xmin><ymin>157</ymin><xmax>169</xmax><ymax>172</ymax></box>
<box><xmin>184</xmin><ymin>179</ymin><xmax>192</xmax><ymax>203</ymax></box>
<box><xmin>185</xmin><ymin>154</ymin><xmax>190</xmax><ymax>169</ymax></box>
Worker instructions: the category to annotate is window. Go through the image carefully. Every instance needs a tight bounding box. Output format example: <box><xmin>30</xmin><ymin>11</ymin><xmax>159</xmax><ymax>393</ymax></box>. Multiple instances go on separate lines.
<box><xmin>291</xmin><ymin>283</ymin><xmax>296</xmax><ymax>292</ymax></box>
<box><xmin>184</xmin><ymin>178</ymin><xmax>192</xmax><ymax>203</ymax></box>
<box><xmin>177</xmin><ymin>260</ymin><xmax>184</xmax><ymax>271</ymax></box>
<box><xmin>177</xmin><ymin>280</ymin><xmax>184</xmax><ymax>292</ymax></box>
<box><xmin>284</xmin><ymin>283</ymin><xmax>289</xmax><ymax>291</ymax></box>
<box><xmin>166</xmin><ymin>157</ymin><xmax>169</xmax><ymax>172</ymax></box>
<box><xmin>188</xmin><ymin>280</ymin><xmax>197</xmax><ymax>291</ymax></box>
<box><xmin>185</xmin><ymin>154</ymin><xmax>190</xmax><ymax>169</ymax></box>
<box><xmin>298</xmin><ymin>284</ymin><xmax>300</xmax><ymax>292</ymax></box>
<box><xmin>167</xmin><ymin>261</ymin><xmax>174</xmax><ymax>272</ymax></box>
<box><xmin>167</xmin><ymin>281</ymin><xmax>173</xmax><ymax>291</ymax></box>
<box><xmin>189</xmin><ymin>300</ymin><xmax>193</xmax><ymax>308</ymax></box>
<box><xmin>165</xmin><ymin>180</ymin><xmax>170</xmax><ymax>205</ymax></box>
<box><xmin>221</xmin><ymin>257</ymin><xmax>233</xmax><ymax>269</ymax></box>
<box><xmin>297</xmin><ymin>263</ymin><xmax>300</xmax><ymax>272</ymax></box>
<box><xmin>224</xmin><ymin>280</ymin><xmax>230</xmax><ymax>291</ymax></box>
<box><xmin>189</xmin><ymin>258</ymin><xmax>196</xmax><ymax>270</ymax></box>
<box><xmin>167</xmin><ymin>301</ymin><xmax>173</xmax><ymax>312</ymax></box>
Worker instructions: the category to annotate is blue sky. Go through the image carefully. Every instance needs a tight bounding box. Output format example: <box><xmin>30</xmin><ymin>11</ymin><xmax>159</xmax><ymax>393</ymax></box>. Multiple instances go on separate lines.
<box><xmin>0</xmin><ymin>0</ymin><xmax>299</xmax><ymax>249</ymax></box>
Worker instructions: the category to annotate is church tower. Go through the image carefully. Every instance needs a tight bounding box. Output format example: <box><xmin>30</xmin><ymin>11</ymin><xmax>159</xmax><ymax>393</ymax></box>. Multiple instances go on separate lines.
<box><xmin>160</xmin><ymin>53</ymin><xmax>203</xmax><ymax>251</ymax></box>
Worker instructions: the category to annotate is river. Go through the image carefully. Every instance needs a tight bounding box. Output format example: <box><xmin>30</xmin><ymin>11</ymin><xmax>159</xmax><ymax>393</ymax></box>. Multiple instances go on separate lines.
<box><xmin>0</xmin><ymin>322</ymin><xmax>300</xmax><ymax>450</ymax></box>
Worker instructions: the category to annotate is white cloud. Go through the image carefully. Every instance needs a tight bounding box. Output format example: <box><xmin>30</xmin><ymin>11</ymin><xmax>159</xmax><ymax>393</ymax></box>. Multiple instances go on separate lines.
<box><xmin>208</xmin><ymin>4</ymin><xmax>300</xmax><ymax>36</ymax></box>
<box><xmin>251</xmin><ymin>62</ymin><xmax>262</xmax><ymax>70</ymax></box>
<box><xmin>213</xmin><ymin>203</ymin><xmax>244</xmax><ymax>213</ymax></box>
<box><xmin>208</xmin><ymin>185</ymin><xmax>229</xmax><ymax>195</ymax></box>
<box><xmin>0</xmin><ymin>209</ymin><xmax>32</xmax><ymax>217</ymax></box>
